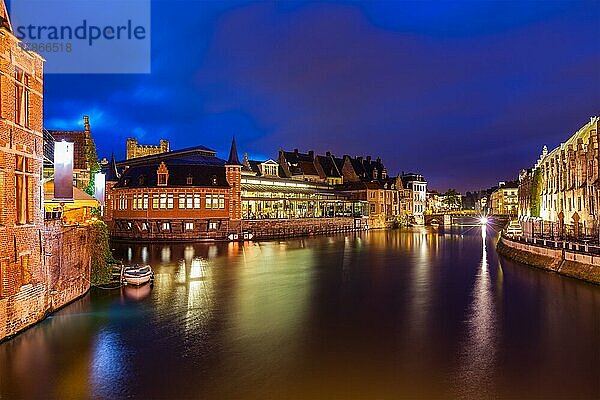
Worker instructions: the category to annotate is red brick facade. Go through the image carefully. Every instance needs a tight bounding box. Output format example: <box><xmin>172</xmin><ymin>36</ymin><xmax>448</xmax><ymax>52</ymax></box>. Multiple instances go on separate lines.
<box><xmin>0</xmin><ymin>6</ymin><xmax>92</xmax><ymax>341</ymax></box>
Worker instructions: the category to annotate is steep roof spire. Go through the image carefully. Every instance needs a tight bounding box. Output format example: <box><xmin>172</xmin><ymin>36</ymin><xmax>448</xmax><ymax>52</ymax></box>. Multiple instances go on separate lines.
<box><xmin>105</xmin><ymin>153</ymin><xmax>120</xmax><ymax>181</ymax></box>
<box><xmin>227</xmin><ymin>136</ymin><xmax>242</xmax><ymax>165</ymax></box>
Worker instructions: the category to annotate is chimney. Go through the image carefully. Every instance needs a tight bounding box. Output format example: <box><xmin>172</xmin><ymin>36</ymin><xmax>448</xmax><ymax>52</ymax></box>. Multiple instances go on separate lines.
<box><xmin>83</xmin><ymin>115</ymin><xmax>90</xmax><ymax>132</ymax></box>
<box><xmin>326</xmin><ymin>151</ymin><xmax>331</xmax><ymax>157</ymax></box>
<box><xmin>308</xmin><ymin>150</ymin><xmax>314</xmax><ymax>159</ymax></box>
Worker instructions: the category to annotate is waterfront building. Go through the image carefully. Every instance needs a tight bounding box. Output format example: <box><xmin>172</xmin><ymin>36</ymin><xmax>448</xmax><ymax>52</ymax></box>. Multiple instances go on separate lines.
<box><xmin>521</xmin><ymin>116</ymin><xmax>600</xmax><ymax>232</ymax></box>
<box><xmin>1</xmin><ymin>2</ymin><xmax>93</xmax><ymax>341</ymax></box>
<box><xmin>106</xmin><ymin>139</ymin><xmax>242</xmax><ymax>240</ymax></box>
<box><xmin>45</xmin><ymin>116</ymin><xmax>99</xmax><ymax>191</ymax></box>
<box><xmin>490</xmin><ymin>181</ymin><xmax>519</xmax><ymax>216</ymax></box>
<box><xmin>518</xmin><ymin>168</ymin><xmax>534</xmax><ymax>218</ymax></box>
<box><xmin>401</xmin><ymin>173</ymin><xmax>427</xmax><ymax>225</ymax></box>
<box><xmin>126</xmin><ymin>137</ymin><xmax>170</xmax><ymax>160</ymax></box>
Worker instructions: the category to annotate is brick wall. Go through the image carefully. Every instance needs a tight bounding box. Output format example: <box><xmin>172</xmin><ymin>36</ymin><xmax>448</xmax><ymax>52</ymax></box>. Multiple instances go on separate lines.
<box><xmin>243</xmin><ymin>217</ymin><xmax>367</xmax><ymax>240</ymax></box>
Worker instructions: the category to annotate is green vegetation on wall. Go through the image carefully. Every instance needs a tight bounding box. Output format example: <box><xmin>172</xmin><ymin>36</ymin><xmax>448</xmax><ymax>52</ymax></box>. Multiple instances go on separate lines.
<box><xmin>85</xmin><ymin>140</ymin><xmax>101</xmax><ymax>197</ymax></box>
<box><xmin>530</xmin><ymin>168</ymin><xmax>542</xmax><ymax>217</ymax></box>
<box><xmin>89</xmin><ymin>220</ymin><xmax>116</xmax><ymax>285</ymax></box>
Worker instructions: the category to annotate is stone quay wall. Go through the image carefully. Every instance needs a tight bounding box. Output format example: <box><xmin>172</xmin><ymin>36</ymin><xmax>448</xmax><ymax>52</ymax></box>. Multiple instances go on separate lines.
<box><xmin>242</xmin><ymin>217</ymin><xmax>367</xmax><ymax>240</ymax></box>
<box><xmin>497</xmin><ymin>235</ymin><xmax>600</xmax><ymax>284</ymax></box>
<box><xmin>0</xmin><ymin>221</ymin><xmax>91</xmax><ymax>341</ymax></box>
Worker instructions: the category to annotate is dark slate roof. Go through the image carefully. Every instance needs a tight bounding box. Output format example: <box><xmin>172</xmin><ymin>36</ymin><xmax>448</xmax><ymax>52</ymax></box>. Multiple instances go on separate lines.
<box><xmin>282</xmin><ymin>150</ymin><xmax>318</xmax><ymax>177</ymax></box>
<box><xmin>316</xmin><ymin>155</ymin><xmax>341</xmax><ymax>178</ymax></box>
<box><xmin>47</xmin><ymin>129</ymin><xmax>88</xmax><ymax>170</ymax></box>
<box><xmin>103</xmin><ymin>154</ymin><xmax>120</xmax><ymax>181</ymax></box>
<box><xmin>227</xmin><ymin>137</ymin><xmax>242</xmax><ymax>165</ymax></box>
<box><xmin>117</xmin><ymin>145</ymin><xmax>217</xmax><ymax>168</ymax></box>
<box><xmin>43</xmin><ymin>129</ymin><xmax>55</xmax><ymax>166</ymax></box>
<box><xmin>401</xmin><ymin>173</ymin><xmax>426</xmax><ymax>187</ymax></box>
<box><xmin>114</xmin><ymin>163</ymin><xmax>230</xmax><ymax>189</ymax></box>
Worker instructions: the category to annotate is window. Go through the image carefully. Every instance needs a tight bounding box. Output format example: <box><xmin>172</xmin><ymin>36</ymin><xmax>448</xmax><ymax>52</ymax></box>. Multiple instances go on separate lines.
<box><xmin>211</xmin><ymin>175</ymin><xmax>218</xmax><ymax>185</ymax></box>
<box><xmin>206</xmin><ymin>194</ymin><xmax>225</xmax><ymax>209</ymax></box>
<box><xmin>20</xmin><ymin>254</ymin><xmax>30</xmax><ymax>285</ymax></box>
<box><xmin>0</xmin><ymin>169</ymin><xmax>4</xmax><ymax>225</ymax></box>
<box><xmin>15</xmin><ymin>155</ymin><xmax>30</xmax><ymax>224</ymax></box>
<box><xmin>127</xmin><ymin>222</ymin><xmax>132</xmax><ymax>230</ymax></box>
<box><xmin>179</xmin><ymin>193</ymin><xmax>196</xmax><ymax>209</ymax></box>
<box><xmin>14</xmin><ymin>69</ymin><xmax>30</xmax><ymax>127</ymax></box>
<box><xmin>162</xmin><ymin>222</ymin><xmax>171</xmax><ymax>231</ymax></box>
<box><xmin>185</xmin><ymin>222</ymin><xmax>194</xmax><ymax>231</ymax></box>
<box><xmin>141</xmin><ymin>222</ymin><xmax>148</xmax><ymax>231</ymax></box>
<box><xmin>158</xmin><ymin>174</ymin><xmax>167</xmax><ymax>186</ymax></box>
<box><xmin>152</xmin><ymin>194</ymin><xmax>159</xmax><ymax>209</ymax></box>
<box><xmin>194</xmin><ymin>194</ymin><xmax>201</xmax><ymax>209</ymax></box>
<box><xmin>118</xmin><ymin>194</ymin><xmax>128</xmax><ymax>210</ymax></box>
<box><xmin>208</xmin><ymin>221</ymin><xmax>218</xmax><ymax>230</ymax></box>
<box><xmin>143</xmin><ymin>193</ymin><xmax>148</xmax><ymax>209</ymax></box>
<box><xmin>186</xmin><ymin>175</ymin><xmax>193</xmax><ymax>185</ymax></box>
<box><xmin>0</xmin><ymin>260</ymin><xmax>6</xmax><ymax>298</ymax></box>
<box><xmin>156</xmin><ymin>193</ymin><xmax>174</xmax><ymax>209</ymax></box>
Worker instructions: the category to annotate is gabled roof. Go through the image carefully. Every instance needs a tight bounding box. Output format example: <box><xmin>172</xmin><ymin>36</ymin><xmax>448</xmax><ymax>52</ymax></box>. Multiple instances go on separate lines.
<box><xmin>316</xmin><ymin>155</ymin><xmax>341</xmax><ymax>178</ymax></box>
<box><xmin>103</xmin><ymin>153</ymin><xmax>120</xmax><ymax>182</ymax></box>
<box><xmin>47</xmin><ymin>130</ymin><xmax>89</xmax><ymax>170</ymax></box>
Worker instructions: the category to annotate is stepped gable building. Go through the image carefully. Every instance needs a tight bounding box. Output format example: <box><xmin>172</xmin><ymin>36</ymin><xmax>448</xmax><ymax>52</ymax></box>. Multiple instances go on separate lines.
<box><xmin>314</xmin><ymin>152</ymin><xmax>343</xmax><ymax>185</ymax></box>
<box><xmin>126</xmin><ymin>137</ymin><xmax>170</xmax><ymax>160</ymax></box>
<box><xmin>46</xmin><ymin>115</ymin><xmax>98</xmax><ymax>190</ymax></box>
<box><xmin>278</xmin><ymin>149</ymin><xmax>321</xmax><ymax>182</ymax></box>
<box><xmin>106</xmin><ymin>139</ymin><xmax>242</xmax><ymax>240</ymax></box>
<box><xmin>521</xmin><ymin>116</ymin><xmax>600</xmax><ymax>232</ymax></box>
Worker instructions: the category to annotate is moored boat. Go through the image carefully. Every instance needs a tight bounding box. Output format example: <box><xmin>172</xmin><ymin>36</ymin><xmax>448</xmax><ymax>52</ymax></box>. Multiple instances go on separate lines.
<box><xmin>122</xmin><ymin>264</ymin><xmax>154</xmax><ymax>286</ymax></box>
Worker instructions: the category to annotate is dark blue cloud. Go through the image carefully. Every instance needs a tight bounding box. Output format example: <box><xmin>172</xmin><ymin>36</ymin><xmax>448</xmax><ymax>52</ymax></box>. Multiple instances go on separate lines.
<box><xmin>43</xmin><ymin>0</ymin><xmax>600</xmax><ymax>191</ymax></box>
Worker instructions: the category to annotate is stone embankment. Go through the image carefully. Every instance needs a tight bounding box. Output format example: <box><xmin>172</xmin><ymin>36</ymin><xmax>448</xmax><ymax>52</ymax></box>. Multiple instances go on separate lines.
<box><xmin>497</xmin><ymin>235</ymin><xmax>600</xmax><ymax>284</ymax></box>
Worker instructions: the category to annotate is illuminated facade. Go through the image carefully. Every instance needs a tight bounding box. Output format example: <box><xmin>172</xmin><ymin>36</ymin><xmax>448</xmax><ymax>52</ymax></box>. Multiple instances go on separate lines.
<box><xmin>106</xmin><ymin>140</ymin><xmax>242</xmax><ymax>240</ymax></box>
<box><xmin>401</xmin><ymin>174</ymin><xmax>427</xmax><ymax>225</ymax></box>
<box><xmin>524</xmin><ymin>116</ymin><xmax>600</xmax><ymax>228</ymax></box>
<box><xmin>490</xmin><ymin>182</ymin><xmax>519</xmax><ymax>216</ymax></box>
<box><xmin>126</xmin><ymin>137</ymin><xmax>170</xmax><ymax>160</ymax></box>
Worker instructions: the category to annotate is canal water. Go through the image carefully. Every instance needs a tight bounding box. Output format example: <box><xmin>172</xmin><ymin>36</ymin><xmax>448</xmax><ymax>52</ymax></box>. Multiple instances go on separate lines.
<box><xmin>1</xmin><ymin>227</ymin><xmax>599</xmax><ymax>399</ymax></box>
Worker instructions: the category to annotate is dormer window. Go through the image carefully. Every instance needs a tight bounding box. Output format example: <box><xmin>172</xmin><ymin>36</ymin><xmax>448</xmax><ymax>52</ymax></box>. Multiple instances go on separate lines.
<box><xmin>138</xmin><ymin>175</ymin><xmax>146</xmax><ymax>185</ymax></box>
<box><xmin>186</xmin><ymin>175</ymin><xmax>193</xmax><ymax>185</ymax></box>
<box><xmin>373</xmin><ymin>170</ymin><xmax>378</xmax><ymax>180</ymax></box>
<box><xmin>211</xmin><ymin>175</ymin><xmax>218</xmax><ymax>185</ymax></box>
<box><xmin>157</xmin><ymin>162</ymin><xmax>169</xmax><ymax>186</ymax></box>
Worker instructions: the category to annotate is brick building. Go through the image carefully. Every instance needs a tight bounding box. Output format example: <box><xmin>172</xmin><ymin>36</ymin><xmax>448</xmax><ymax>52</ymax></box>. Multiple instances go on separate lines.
<box><xmin>126</xmin><ymin>137</ymin><xmax>170</xmax><ymax>160</ymax></box>
<box><xmin>106</xmin><ymin>138</ymin><xmax>242</xmax><ymax>240</ymax></box>
<box><xmin>0</xmin><ymin>1</ymin><xmax>46</xmax><ymax>339</ymax></box>
<box><xmin>46</xmin><ymin>115</ymin><xmax>99</xmax><ymax>191</ymax></box>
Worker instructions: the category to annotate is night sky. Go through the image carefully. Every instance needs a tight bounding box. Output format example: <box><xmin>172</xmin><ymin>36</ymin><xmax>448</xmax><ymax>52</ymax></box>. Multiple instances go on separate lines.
<box><xmin>43</xmin><ymin>0</ymin><xmax>600</xmax><ymax>192</ymax></box>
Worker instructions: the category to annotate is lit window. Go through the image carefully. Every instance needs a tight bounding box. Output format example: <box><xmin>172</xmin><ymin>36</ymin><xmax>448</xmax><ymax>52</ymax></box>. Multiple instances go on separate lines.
<box><xmin>208</xmin><ymin>221</ymin><xmax>218</xmax><ymax>230</ymax></box>
<box><xmin>14</xmin><ymin>69</ymin><xmax>30</xmax><ymax>127</ymax></box>
<box><xmin>187</xmin><ymin>175</ymin><xmax>193</xmax><ymax>185</ymax></box>
<box><xmin>158</xmin><ymin>174</ymin><xmax>167</xmax><ymax>186</ymax></box>
<box><xmin>141</xmin><ymin>222</ymin><xmax>148</xmax><ymax>231</ymax></box>
<box><xmin>194</xmin><ymin>194</ymin><xmax>201</xmax><ymax>208</ymax></box>
<box><xmin>162</xmin><ymin>222</ymin><xmax>170</xmax><ymax>231</ymax></box>
<box><xmin>185</xmin><ymin>222</ymin><xmax>194</xmax><ymax>231</ymax></box>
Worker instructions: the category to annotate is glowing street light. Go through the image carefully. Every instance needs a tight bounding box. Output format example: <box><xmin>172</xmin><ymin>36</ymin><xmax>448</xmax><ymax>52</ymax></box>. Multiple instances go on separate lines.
<box><xmin>479</xmin><ymin>217</ymin><xmax>489</xmax><ymax>225</ymax></box>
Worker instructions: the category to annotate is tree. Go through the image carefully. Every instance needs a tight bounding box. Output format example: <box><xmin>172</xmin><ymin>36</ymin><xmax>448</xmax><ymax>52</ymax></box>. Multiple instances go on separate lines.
<box><xmin>85</xmin><ymin>139</ymin><xmax>101</xmax><ymax>196</ymax></box>
<box><xmin>443</xmin><ymin>189</ymin><xmax>462</xmax><ymax>210</ymax></box>
<box><xmin>530</xmin><ymin>168</ymin><xmax>542</xmax><ymax>217</ymax></box>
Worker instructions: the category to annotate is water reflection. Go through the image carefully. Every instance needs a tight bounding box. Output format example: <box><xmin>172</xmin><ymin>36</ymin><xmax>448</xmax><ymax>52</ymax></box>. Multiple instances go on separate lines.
<box><xmin>455</xmin><ymin>225</ymin><xmax>500</xmax><ymax>397</ymax></box>
<box><xmin>0</xmin><ymin>230</ymin><xmax>599</xmax><ymax>399</ymax></box>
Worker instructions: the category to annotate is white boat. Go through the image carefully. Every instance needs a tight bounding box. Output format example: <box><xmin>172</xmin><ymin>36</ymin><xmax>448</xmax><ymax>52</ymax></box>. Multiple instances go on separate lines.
<box><xmin>122</xmin><ymin>264</ymin><xmax>154</xmax><ymax>286</ymax></box>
